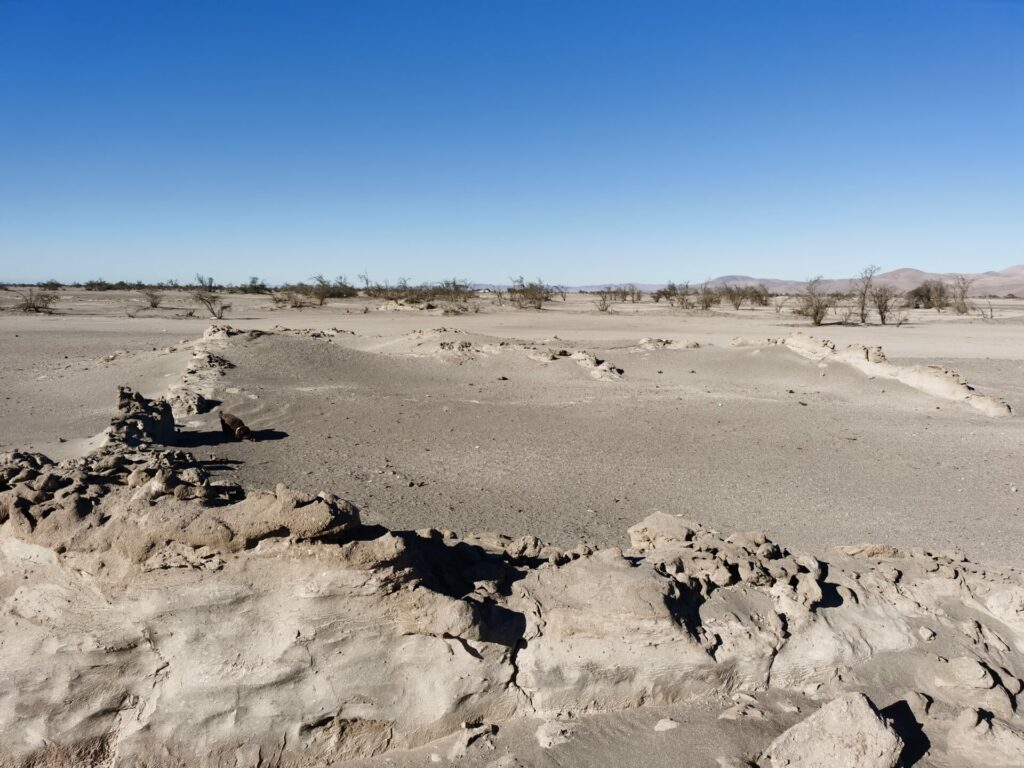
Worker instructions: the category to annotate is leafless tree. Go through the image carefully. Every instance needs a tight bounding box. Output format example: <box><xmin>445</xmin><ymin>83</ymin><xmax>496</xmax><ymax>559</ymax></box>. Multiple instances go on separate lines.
<box><xmin>870</xmin><ymin>285</ymin><xmax>900</xmax><ymax>325</ymax></box>
<box><xmin>951</xmin><ymin>275</ymin><xmax>974</xmax><ymax>315</ymax></box>
<box><xmin>720</xmin><ymin>284</ymin><xmax>746</xmax><ymax>310</ymax></box>
<box><xmin>854</xmin><ymin>265</ymin><xmax>880</xmax><ymax>324</ymax></box>
<box><xmin>696</xmin><ymin>281</ymin><xmax>718</xmax><ymax>311</ymax></box>
<box><xmin>796</xmin><ymin>277</ymin><xmax>835</xmax><ymax>326</ymax></box>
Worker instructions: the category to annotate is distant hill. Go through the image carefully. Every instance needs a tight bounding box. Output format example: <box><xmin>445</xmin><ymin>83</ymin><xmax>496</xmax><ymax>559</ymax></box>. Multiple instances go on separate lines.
<box><xmin>566</xmin><ymin>265</ymin><xmax>1024</xmax><ymax>296</ymax></box>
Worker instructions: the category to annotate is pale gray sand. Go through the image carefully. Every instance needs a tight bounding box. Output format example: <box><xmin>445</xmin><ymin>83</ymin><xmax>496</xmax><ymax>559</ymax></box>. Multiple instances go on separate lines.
<box><xmin>2</xmin><ymin>291</ymin><xmax>1023</xmax><ymax>564</ymax></box>
<box><xmin>184</xmin><ymin>329</ymin><xmax>1024</xmax><ymax>565</ymax></box>
<box><xmin>3</xmin><ymin>290</ymin><xmax>1024</xmax><ymax>767</ymax></box>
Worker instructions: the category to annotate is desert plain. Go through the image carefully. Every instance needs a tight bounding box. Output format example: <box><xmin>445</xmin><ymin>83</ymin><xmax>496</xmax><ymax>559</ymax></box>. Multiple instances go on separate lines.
<box><xmin>1</xmin><ymin>287</ymin><xmax>1023</xmax><ymax>767</ymax></box>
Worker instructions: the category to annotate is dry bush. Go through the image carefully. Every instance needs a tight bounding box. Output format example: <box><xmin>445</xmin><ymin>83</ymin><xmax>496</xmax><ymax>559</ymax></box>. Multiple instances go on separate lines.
<box><xmin>191</xmin><ymin>289</ymin><xmax>231</xmax><ymax>319</ymax></box>
<box><xmin>720</xmin><ymin>284</ymin><xmax>746</xmax><ymax>310</ymax></box>
<box><xmin>508</xmin><ymin>277</ymin><xmax>551</xmax><ymax>309</ymax></box>
<box><xmin>795</xmin><ymin>277</ymin><xmax>836</xmax><ymax>326</ymax></box>
<box><xmin>594</xmin><ymin>291</ymin><xmax>613</xmax><ymax>312</ymax></box>
<box><xmin>238</xmin><ymin>276</ymin><xmax>272</xmax><ymax>295</ymax></box>
<box><xmin>140</xmin><ymin>289</ymin><xmax>163</xmax><ymax>309</ymax></box>
<box><xmin>627</xmin><ymin>284</ymin><xmax>643</xmax><ymax>303</ymax></box>
<box><xmin>870</xmin><ymin>285</ymin><xmax>901</xmax><ymax>325</ymax></box>
<box><xmin>12</xmin><ymin>288</ymin><xmax>59</xmax><ymax>313</ymax></box>
<box><xmin>696</xmin><ymin>281</ymin><xmax>719</xmax><ymax>310</ymax></box>
<box><xmin>746</xmin><ymin>284</ymin><xmax>770</xmax><ymax>307</ymax></box>
<box><xmin>951</xmin><ymin>275</ymin><xmax>974</xmax><ymax>315</ymax></box>
<box><xmin>854</xmin><ymin>265</ymin><xmax>879</xmax><ymax>324</ymax></box>
<box><xmin>652</xmin><ymin>282</ymin><xmax>691</xmax><ymax>307</ymax></box>
<box><xmin>359</xmin><ymin>275</ymin><xmax>472</xmax><ymax>304</ymax></box>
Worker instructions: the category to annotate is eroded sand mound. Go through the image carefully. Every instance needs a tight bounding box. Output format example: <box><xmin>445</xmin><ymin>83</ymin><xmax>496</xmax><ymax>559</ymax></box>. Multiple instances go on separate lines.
<box><xmin>732</xmin><ymin>334</ymin><xmax>1014</xmax><ymax>418</ymax></box>
<box><xmin>1</xmin><ymin>387</ymin><xmax>1023</xmax><ymax>767</ymax></box>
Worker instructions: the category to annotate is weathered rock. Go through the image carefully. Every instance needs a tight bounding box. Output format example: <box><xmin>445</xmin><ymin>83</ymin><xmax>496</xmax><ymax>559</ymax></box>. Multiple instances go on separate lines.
<box><xmin>763</xmin><ymin>693</ymin><xmax>903</xmax><ymax>768</ymax></box>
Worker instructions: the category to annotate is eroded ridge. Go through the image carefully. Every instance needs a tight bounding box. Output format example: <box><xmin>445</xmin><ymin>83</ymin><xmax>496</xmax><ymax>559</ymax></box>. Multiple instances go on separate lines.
<box><xmin>732</xmin><ymin>333</ymin><xmax>1014</xmax><ymax>417</ymax></box>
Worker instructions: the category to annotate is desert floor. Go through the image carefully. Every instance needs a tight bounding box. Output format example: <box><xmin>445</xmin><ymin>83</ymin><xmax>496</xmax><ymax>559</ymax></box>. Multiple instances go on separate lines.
<box><xmin>2</xmin><ymin>288</ymin><xmax>1022</xmax><ymax>566</ymax></box>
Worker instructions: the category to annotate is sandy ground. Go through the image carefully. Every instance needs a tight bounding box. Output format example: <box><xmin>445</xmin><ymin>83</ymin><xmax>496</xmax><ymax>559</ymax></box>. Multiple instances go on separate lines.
<box><xmin>2</xmin><ymin>289</ymin><xmax>1023</xmax><ymax>566</ymax></box>
<box><xmin>3</xmin><ymin>287</ymin><xmax>1024</xmax><ymax>767</ymax></box>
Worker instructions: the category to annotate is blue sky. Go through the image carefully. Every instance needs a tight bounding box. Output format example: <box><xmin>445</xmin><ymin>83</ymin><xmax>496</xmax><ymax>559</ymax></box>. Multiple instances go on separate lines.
<box><xmin>1</xmin><ymin>0</ymin><xmax>1021</xmax><ymax>285</ymax></box>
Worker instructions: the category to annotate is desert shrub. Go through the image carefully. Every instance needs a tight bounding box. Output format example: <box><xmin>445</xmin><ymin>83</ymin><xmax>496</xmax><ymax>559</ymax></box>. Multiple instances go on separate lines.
<box><xmin>191</xmin><ymin>288</ymin><xmax>231</xmax><ymax>319</ymax></box>
<box><xmin>720</xmin><ymin>284</ymin><xmax>746</xmax><ymax>310</ymax></box>
<box><xmin>508</xmin><ymin>277</ymin><xmax>551</xmax><ymax>309</ymax></box>
<box><xmin>951</xmin><ymin>275</ymin><xmax>974</xmax><ymax>315</ymax></box>
<box><xmin>870</xmin><ymin>285</ymin><xmax>901</xmax><ymax>325</ymax></box>
<box><xmin>696</xmin><ymin>281</ymin><xmax>719</xmax><ymax>310</ymax></box>
<box><xmin>359</xmin><ymin>275</ymin><xmax>472</xmax><ymax>304</ymax></box>
<box><xmin>905</xmin><ymin>280</ymin><xmax>949</xmax><ymax>310</ymax></box>
<box><xmin>652</xmin><ymin>281</ymin><xmax>693</xmax><ymax>308</ymax></box>
<box><xmin>39</xmin><ymin>279</ymin><xmax>63</xmax><ymax>291</ymax></box>
<box><xmin>854</xmin><ymin>265</ymin><xmax>880</xmax><ymax>324</ymax></box>
<box><xmin>626</xmin><ymin>284</ymin><xmax>643</xmax><ymax>303</ymax></box>
<box><xmin>795</xmin><ymin>277</ymin><xmax>836</xmax><ymax>326</ymax></box>
<box><xmin>276</xmin><ymin>290</ymin><xmax>313</xmax><ymax>309</ymax></box>
<box><xmin>12</xmin><ymin>288</ymin><xmax>59</xmax><ymax>313</ymax></box>
<box><xmin>746</xmin><ymin>284</ymin><xmax>770</xmax><ymax>307</ymax></box>
<box><xmin>84</xmin><ymin>279</ymin><xmax>111</xmax><ymax>291</ymax></box>
<box><xmin>139</xmin><ymin>289</ymin><xmax>163</xmax><ymax>308</ymax></box>
<box><xmin>594</xmin><ymin>291</ymin><xmax>613</xmax><ymax>312</ymax></box>
<box><xmin>244</xmin><ymin>276</ymin><xmax>272</xmax><ymax>295</ymax></box>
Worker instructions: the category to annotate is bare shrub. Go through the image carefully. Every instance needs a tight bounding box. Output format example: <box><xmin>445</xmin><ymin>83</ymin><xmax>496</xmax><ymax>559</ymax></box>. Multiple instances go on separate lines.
<box><xmin>854</xmin><ymin>265</ymin><xmax>880</xmax><ymax>324</ymax></box>
<box><xmin>627</xmin><ymin>284</ymin><xmax>643</xmax><ymax>303</ymax></box>
<box><xmin>795</xmin><ymin>277</ymin><xmax>835</xmax><ymax>326</ymax></box>
<box><xmin>594</xmin><ymin>292</ymin><xmax>613</xmax><ymax>312</ymax></box>
<box><xmin>870</xmin><ymin>285</ymin><xmax>901</xmax><ymax>325</ymax></box>
<box><xmin>951</xmin><ymin>275</ymin><xmax>974</xmax><ymax>315</ymax></box>
<box><xmin>12</xmin><ymin>288</ymin><xmax>59</xmax><ymax>313</ymax></box>
<box><xmin>140</xmin><ymin>289</ymin><xmax>163</xmax><ymax>309</ymax></box>
<box><xmin>244</xmin><ymin>276</ymin><xmax>272</xmax><ymax>295</ymax></box>
<box><xmin>652</xmin><ymin>282</ymin><xmax>691</xmax><ymax>308</ymax></box>
<box><xmin>508</xmin><ymin>277</ymin><xmax>551</xmax><ymax>309</ymax></box>
<box><xmin>773</xmin><ymin>295</ymin><xmax>789</xmax><ymax>314</ymax></box>
<box><xmin>720</xmin><ymin>284</ymin><xmax>746</xmax><ymax>310</ymax></box>
<box><xmin>191</xmin><ymin>289</ymin><xmax>231</xmax><ymax>319</ymax></box>
<box><xmin>696</xmin><ymin>281</ymin><xmax>719</xmax><ymax>311</ymax></box>
<box><xmin>359</xmin><ymin>275</ymin><xmax>471</xmax><ymax>304</ymax></box>
<box><xmin>746</xmin><ymin>284</ymin><xmax>770</xmax><ymax>307</ymax></box>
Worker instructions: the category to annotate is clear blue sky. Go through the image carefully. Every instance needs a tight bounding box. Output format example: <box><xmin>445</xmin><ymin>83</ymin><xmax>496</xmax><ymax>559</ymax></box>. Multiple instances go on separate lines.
<box><xmin>1</xmin><ymin>0</ymin><xmax>1021</xmax><ymax>285</ymax></box>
